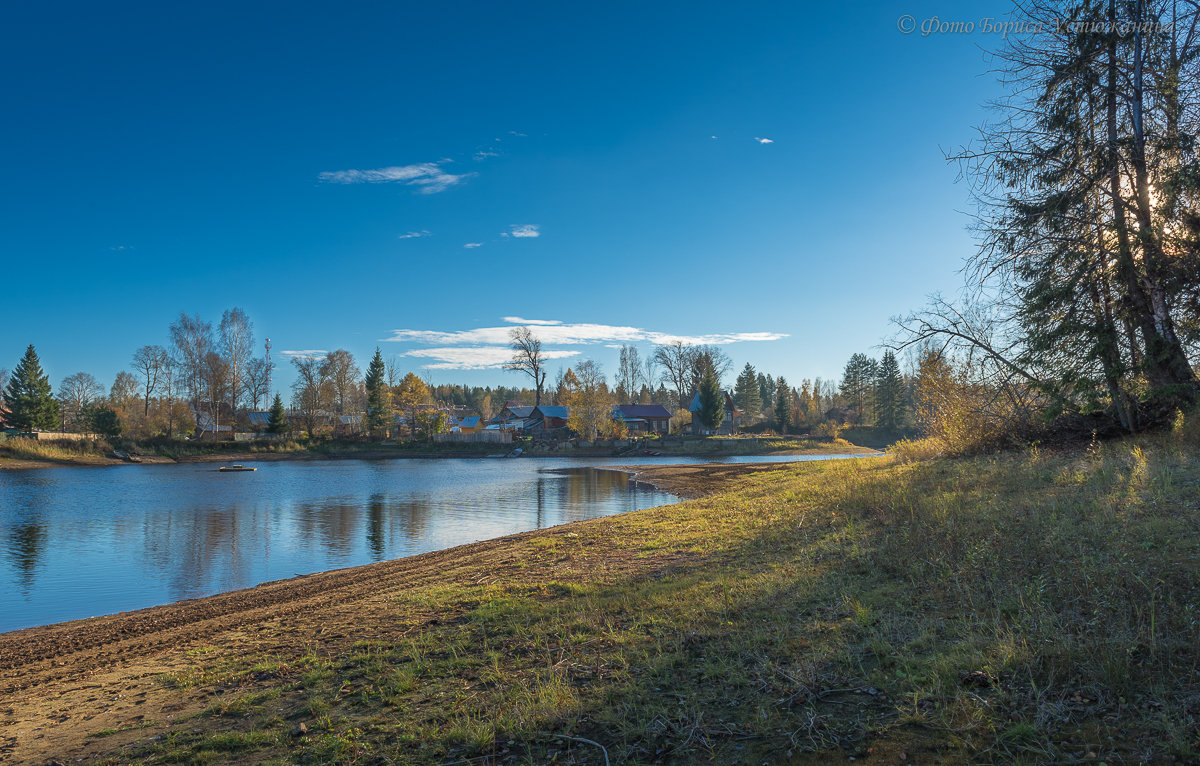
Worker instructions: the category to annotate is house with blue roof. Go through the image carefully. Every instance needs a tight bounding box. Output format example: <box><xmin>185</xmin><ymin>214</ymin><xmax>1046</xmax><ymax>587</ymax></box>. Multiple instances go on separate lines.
<box><xmin>455</xmin><ymin>416</ymin><xmax>482</xmax><ymax>434</ymax></box>
<box><xmin>529</xmin><ymin>405</ymin><xmax>570</xmax><ymax>433</ymax></box>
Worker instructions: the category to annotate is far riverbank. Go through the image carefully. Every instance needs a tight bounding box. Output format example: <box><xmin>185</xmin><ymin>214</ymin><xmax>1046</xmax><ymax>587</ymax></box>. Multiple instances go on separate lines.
<box><xmin>0</xmin><ymin>434</ymin><xmax>880</xmax><ymax>470</ymax></box>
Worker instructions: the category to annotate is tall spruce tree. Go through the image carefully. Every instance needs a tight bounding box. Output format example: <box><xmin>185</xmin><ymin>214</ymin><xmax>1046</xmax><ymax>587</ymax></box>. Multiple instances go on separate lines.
<box><xmin>874</xmin><ymin>351</ymin><xmax>904</xmax><ymax>429</ymax></box>
<box><xmin>774</xmin><ymin>377</ymin><xmax>791</xmax><ymax>434</ymax></box>
<box><xmin>3</xmin><ymin>345</ymin><xmax>59</xmax><ymax>431</ymax></box>
<box><xmin>364</xmin><ymin>348</ymin><xmax>392</xmax><ymax>436</ymax></box>
<box><xmin>697</xmin><ymin>366</ymin><xmax>725</xmax><ymax>432</ymax></box>
<box><xmin>734</xmin><ymin>363</ymin><xmax>761</xmax><ymax>420</ymax></box>
<box><xmin>266</xmin><ymin>393</ymin><xmax>288</xmax><ymax>434</ymax></box>
<box><xmin>840</xmin><ymin>353</ymin><xmax>876</xmax><ymax>425</ymax></box>
<box><xmin>758</xmin><ymin>374</ymin><xmax>774</xmax><ymax>418</ymax></box>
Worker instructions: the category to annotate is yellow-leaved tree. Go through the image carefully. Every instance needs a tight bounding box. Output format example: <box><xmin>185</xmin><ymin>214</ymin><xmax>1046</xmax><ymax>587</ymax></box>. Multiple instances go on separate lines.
<box><xmin>395</xmin><ymin>372</ymin><xmax>432</xmax><ymax>439</ymax></box>
<box><xmin>560</xmin><ymin>361</ymin><xmax>613</xmax><ymax>441</ymax></box>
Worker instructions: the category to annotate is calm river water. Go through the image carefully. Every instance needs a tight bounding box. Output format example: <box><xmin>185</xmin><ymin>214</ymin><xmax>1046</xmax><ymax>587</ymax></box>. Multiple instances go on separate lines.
<box><xmin>0</xmin><ymin>454</ymin><xmax>859</xmax><ymax>632</ymax></box>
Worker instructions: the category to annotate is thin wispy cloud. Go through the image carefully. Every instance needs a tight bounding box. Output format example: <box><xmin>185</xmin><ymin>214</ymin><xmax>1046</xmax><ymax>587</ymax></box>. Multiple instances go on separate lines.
<box><xmin>398</xmin><ymin>230</ymin><xmax>431</xmax><ymax>239</ymax></box>
<box><xmin>318</xmin><ymin>162</ymin><xmax>475</xmax><ymax>194</ymax></box>
<box><xmin>503</xmin><ymin>317</ymin><xmax>562</xmax><ymax>326</ymax></box>
<box><xmin>280</xmin><ymin>349</ymin><xmax>328</xmax><ymax>359</ymax></box>
<box><xmin>464</xmin><ymin>242</ymin><xmax>482</xmax><ymax>249</ymax></box>
<box><xmin>383</xmin><ymin>317</ymin><xmax>788</xmax><ymax>369</ymax></box>
<box><xmin>474</xmin><ymin>149</ymin><xmax>499</xmax><ymax>160</ymax></box>
<box><xmin>401</xmin><ymin>346</ymin><xmax>580</xmax><ymax>371</ymax></box>
<box><xmin>506</xmin><ymin>224</ymin><xmax>540</xmax><ymax>238</ymax></box>
<box><xmin>754</xmin><ymin>137</ymin><xmax>774</xmax><ymax>144</ymax></box>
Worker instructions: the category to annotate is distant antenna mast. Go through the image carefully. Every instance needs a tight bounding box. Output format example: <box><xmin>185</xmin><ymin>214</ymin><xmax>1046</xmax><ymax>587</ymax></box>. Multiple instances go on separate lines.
<box><xmin>264</xmin><ymin>338</ymin><xmax>273</xmax><ymax>397</ymax></box>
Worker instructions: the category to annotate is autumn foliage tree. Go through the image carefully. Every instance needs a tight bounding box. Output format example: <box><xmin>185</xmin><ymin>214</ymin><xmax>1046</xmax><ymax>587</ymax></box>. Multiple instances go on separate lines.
<box><xmin>562</xmin><ymin>361</ymin><xmax>612</xmax><ymax>440</ymax></box>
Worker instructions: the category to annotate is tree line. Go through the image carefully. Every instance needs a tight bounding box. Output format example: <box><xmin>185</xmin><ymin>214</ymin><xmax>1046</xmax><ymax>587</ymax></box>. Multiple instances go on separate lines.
<box><xmin>2</xmin><ymin>315</ymin><xmax>918</xmax><ymax>442</ymax></box>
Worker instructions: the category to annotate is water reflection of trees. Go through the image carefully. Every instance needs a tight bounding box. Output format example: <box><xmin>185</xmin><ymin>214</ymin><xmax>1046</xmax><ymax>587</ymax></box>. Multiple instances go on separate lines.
<box><xmin>2</xmin><ymin>463</ymin><xmax>675</xmax><ymax>627</ymax></box>
<box><xmin>549</xmin><ymin>468</ymin><xmax>641</xmax><ymax>526</ymax></box>
<box><xmin>140</xmin><ymin>506</ymin><xmax>266</xmax><ymax>602</ymax></box>
<box><xmin>365</xmin><ymin>494</ymin><xmax>433</xmax><ymax>561</ymax></box>
<box><xmin>5</xmin><ymin>518</ymin><xmax>46</xmax><ymax>595</ymax></box>
<box><xmin>294</xmin><ymin>495</ymin><xmax>432</xmax><ymax>563</ymax></box>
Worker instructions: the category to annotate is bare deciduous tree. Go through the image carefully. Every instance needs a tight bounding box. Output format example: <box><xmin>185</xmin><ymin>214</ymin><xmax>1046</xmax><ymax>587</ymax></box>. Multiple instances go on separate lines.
<box><xmin>653</xmin><ymin>341</ymin><xmax>696</xmax><ymax>409</ymax></box>
<box><xmin>219</xmin><ymin>308</ymin><xmax>254</xmax><ymax>417</ymax></box>
<box><xmin>291</xmin><ymin>355</ymin><xmax>332</xmax><ymax>438</ymax></box>
<box><xmin>243</xmin><ymin>357</ymin><xmax>271</xmax><ymax>411</ymax></box>
<box><xmin>58</xmin><ymin>372</ymin><xmax>104</xmax><ymax>430</ymax></box>
<box><xmin>616</xmin><ymin>345</ymin><xmax>643</xmax><ymax>403</ymax></box>
<box><xmin>132</xmin><ymin>345</ymin><xmax>169</xmax><ymax>419</ymax></box>
<box><xmin>323</xmin><ymin>349</ymin><xmax>360</xmax><ymax>415</ymax></box>
<box><xmin>169</xmin><ymin>313</ymin><xmax>213</xmax><ymax>409</ymax></box>
<box><xmin>504</xmin><ymin>326</ymin><xmax>547</xmax><ymax>405</ymax></box>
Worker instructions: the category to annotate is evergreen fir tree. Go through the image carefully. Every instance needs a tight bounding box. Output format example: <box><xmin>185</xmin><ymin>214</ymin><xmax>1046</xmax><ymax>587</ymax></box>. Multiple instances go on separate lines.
<box><xmin>734</xmin><ymin>363</ymin><xmax>762</xmax><ymax>420</ymax></box>
<box><xmin>267</xmin><ymin>393</ymin><xmax>288</xmax><ymax>434</ymax></box>
<box><xmin>3</xmin><ymin>345</ymin><xmax>59</xmax><ymax>431</ymax></box>
<box><xmin>874</xmin><ymin>351</ymin><xmax>904</xmax><ymax>429</ymax></box>
<box><xmin>364</xmin><ymin>348</ymin><xmax>392</xmax><ymax>436</ymax></box>
<box><xmin>697</xmin><ymin>366</ymin><xmax>725</xmax><ymax>432</ymax></box>
<box><xmin>774</xmin><ymin>377</ymin><xmax>792</xmax><ymax>434</ymax></box>
<box><xmin>758</xmin><ymin>374</ymin><xmax>774</xmax><ymax>419</ymax></box>
<box><xmin>840</xmin><ymin>353</ymin><xmax>876</xmax><ymax>425</ymax></box>
<box><xmin>88</xmin><ymin>406</ymin><xmax>124</xmax><ymax>438</ymax></box>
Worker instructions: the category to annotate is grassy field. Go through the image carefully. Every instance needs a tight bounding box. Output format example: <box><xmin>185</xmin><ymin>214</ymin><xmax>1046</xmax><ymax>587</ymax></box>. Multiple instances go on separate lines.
<box><xmin>8</xmin><ymin>429</ymin><xmax>1200</xmax><ymax>764</ymax></box>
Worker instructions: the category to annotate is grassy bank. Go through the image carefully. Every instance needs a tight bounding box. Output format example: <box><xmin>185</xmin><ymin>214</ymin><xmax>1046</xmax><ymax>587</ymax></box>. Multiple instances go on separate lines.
<box><xmin>7</xmin><ymin>431</ymin><xmax>1200</xmax><ymax>764</ymax></box>
<box><xmin>0</xmin><ymin>436</ymin><xmax>124</xmax><ymax>466</ymax></box>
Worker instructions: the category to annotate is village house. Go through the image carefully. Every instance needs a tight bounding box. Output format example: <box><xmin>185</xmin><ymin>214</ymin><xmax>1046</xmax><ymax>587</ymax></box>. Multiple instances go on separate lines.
<box><xmin>486</xmin><ymin>403</ymin><xmax>536</xmax><ymax>433</ymax></box>
<box><xmin>528</xmin><ymin>405</ymin><xmax>570</xmax><ymax>435</ymax></box>
<box><xmin>612</xmin><ymin>404</ymin><xmax>672</xmax><ymax>434</ymax></box>
<box><xmin>452</xmin><ymin>416</ymin><xmax>482</xmax><ymax>434</ymax></box>
<box><xmin>688</xmin><ymin>391</ymin><xmax>740</xmax><ymax>435</ymax></box>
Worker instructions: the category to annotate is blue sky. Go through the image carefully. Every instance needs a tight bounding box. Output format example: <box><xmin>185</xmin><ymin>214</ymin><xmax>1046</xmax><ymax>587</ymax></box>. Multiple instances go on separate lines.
<box><xmin>0</xmin><ymin>0</ymin><xmax>1011</xmax><ymax>394</ymax></box>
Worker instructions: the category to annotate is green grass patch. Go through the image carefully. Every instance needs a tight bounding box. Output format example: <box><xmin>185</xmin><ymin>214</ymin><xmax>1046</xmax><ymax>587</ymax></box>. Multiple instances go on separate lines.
<box><xmin>112</xmin><ymin>430</ymin><xmax>1200</xmax><ymax>764</ymax></box>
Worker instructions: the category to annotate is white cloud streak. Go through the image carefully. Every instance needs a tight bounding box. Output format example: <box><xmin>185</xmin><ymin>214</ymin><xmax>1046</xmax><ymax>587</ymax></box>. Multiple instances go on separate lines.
<box><xmin>464</xmin><ymin>242</ymin><xmax>482</xmax><ymax>249</ymax></box>
<box><xmin>402</xmin><ymin>346</ymin><xmax>580</xmax><ymax>371</ymax></box>
<box><xmin>280</xmin><ymin>349</ymin><xmax>328</xmax><ymax>359</ymax></box>
<box><xmin>508</xmin><ymin>224</ymin><xmax>540</xmax><ymax>238</ymax></box>
<box><xmin>502</xmin><ymin>317</ymin><xmax>562</xmax><ymax>326</ymax></box>
<box><xmin>398</xmin><ymin>230</ymin><xmax>431</xmax><ymax>239</ymax></box>
<box><xmin>754</xmin><ymin>137</ymin><xmax>774</xmax><ymax>144</ymax></box>
<box><xmin>318</xmin><ymin>162</ymin><xmax>475</xmax><ymax>194</ymax></box>
<box><xmin>383</xmin><ymin>317</ymin><xmax>788</xmax><ymax>369</ymax></box>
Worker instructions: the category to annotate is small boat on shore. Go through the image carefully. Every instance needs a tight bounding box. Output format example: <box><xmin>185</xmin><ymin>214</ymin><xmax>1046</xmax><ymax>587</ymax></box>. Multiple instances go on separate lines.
<box><xmin>218</xmin><ymin>464</ymin><xmax>257</xmax><ymax>472</ymax></box>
